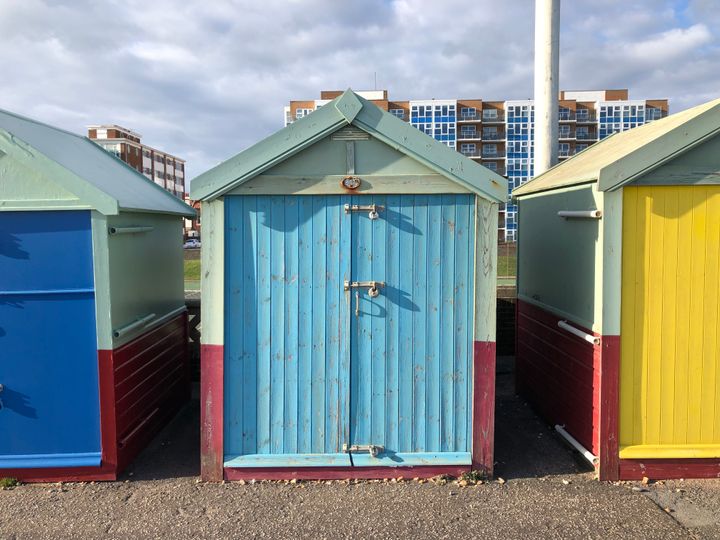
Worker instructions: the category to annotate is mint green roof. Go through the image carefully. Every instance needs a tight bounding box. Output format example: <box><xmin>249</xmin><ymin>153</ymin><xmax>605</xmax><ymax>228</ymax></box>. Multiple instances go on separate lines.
<box><xmin>513</xmin><ymin>98</ymin><xmax>720</xmax><ymax>197</ymax></box>
<box><xmin>0</xmin><ymin>108</ymin><xmax>195</xmax><ymax>217</ymax></box>
<box><xmin>191</xmin><ymin>90</ymin><xmax>507</xmax><ymax>203</ymax></box>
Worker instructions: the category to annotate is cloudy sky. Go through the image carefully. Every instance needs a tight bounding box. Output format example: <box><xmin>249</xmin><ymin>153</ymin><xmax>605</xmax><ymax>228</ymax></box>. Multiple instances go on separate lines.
<box><xmin>0</xmin><ymin>0</ymin><xmax>717</xmax><ymax>180</ymax></box>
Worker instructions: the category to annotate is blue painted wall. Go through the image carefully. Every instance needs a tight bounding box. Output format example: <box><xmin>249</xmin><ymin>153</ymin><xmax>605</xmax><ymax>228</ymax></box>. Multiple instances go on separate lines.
<box><xmin>224</xmin><ymin>195</ymin><xmax>475</xmax><ymax>467</ymax></box>
<box><xmin>0</xmin><ymin>211</ymin><xmax>101</xmax><ymax>468</ymax></box>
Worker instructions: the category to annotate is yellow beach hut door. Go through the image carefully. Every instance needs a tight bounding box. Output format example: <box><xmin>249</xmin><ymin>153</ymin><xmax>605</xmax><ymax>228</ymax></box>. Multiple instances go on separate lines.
<box><xmin>620</xmin><ymin>185</ymin><xmax>720</xmax><ymax>459</ymax></box>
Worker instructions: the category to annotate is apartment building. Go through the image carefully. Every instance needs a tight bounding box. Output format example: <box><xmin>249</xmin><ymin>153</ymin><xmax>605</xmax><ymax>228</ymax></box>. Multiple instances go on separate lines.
<box><xmin>285</xmin><ymin>89</ymin><xmax>669</xmax><ymax>241</ymax></box>
<box><xmin>88</xmin><ymin>125</ymin><xmax>186</xmax><ymax>199</ymax></box>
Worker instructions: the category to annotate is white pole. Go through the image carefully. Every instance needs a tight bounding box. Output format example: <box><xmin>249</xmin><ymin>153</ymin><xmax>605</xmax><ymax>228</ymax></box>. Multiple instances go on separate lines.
<box><xmin>534</xmin><ymin>0</ymin><xmax>560</xmax><ymax>176</ymax></box>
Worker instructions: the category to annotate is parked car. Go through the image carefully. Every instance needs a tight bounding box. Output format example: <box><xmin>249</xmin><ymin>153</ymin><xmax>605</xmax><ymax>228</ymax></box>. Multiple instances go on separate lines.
<box><xmin>183</xmin><ymin>239</ymin><xmax>201</xmax><ymax>249</ymax></box>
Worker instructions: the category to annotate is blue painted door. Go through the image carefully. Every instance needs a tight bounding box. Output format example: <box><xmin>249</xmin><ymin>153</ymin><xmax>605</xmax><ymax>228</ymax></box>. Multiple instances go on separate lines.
<box><xmin>348</xmin><ymin>195</ymin><xmax>475</xmax><ymax>466</ymax></box>
<box><xmin>0</xmin><ymin>211</ymin><xmax>101</xmax><ymax>469</ymax></box>
<box><xmin>224</xmin><ymin>194</ymin><xmax>474</xmax><ymax>468</ymax></box>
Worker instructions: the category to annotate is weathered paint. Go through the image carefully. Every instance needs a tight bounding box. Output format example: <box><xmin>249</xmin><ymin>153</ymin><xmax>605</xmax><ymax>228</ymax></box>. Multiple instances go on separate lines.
<box><xmin>224</xmin><ymin>464</ymin><xmax>471</xmax><ymax>481</ymax></box>
<box><xmin>619</xmin><ymin>459</ymin><xmax>720</xmax><ymax>480</ymax></box>
<box><xmin>516</xmin><ymin>184</ymin><xmax>603</xmax><ymax>333</ymax></box>
<box><xmin>91</xmin><ymin>211</ymin><xmax>113</xmax><ymax>350</ymax></box>
<box><xmin>200</xmin><ymin>199</ymin><xmax>224</xmax><ymax>346</ymax></box>
<box><xmin>598</xmin><ymin>335</ymin><xmax>621</xmax><ymax>481</ymax></box>
<box><xmin>191</xmin><ymin>90</ymin><xmax>507</xmax><ymax>203</ymax></box>
<box><xmin>201</xmin><ymin>344</ymin><xmax>224</xmax><ymax>481</ymax></box>
<box><xmin>472</xmin><ymin>340</ymin><xmax>496</xmax><ymax>476</ymax></box>
<box><xmin>223</xmin><ymin>194</ymin><xmax>476</xmax><ymax>467</ymax></box>
<box><xmin>106</xmin><ymin>212</ymin><xmax>186</xmax><ymax>347</ymax></box>
<box><xmin>620</xmin><ymin>185</ymin><xmax>720</xmax><ymax>458</ymax></box>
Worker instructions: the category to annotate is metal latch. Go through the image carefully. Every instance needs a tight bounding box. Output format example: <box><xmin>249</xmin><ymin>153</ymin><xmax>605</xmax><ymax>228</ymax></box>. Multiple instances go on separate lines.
<box><xmin>343</xmin><ymin>443</ymin><xmax>384</xmax><ymax>458</ymax></box>
<box><xmin>344</xmin><ymin>203</ymin><xmax>384</xmax><ymax>220</ymax></box>
<box><xmin>344</xmin><ymin>280</ymin><xmax>384</xmax><ymax>298</ymax></box>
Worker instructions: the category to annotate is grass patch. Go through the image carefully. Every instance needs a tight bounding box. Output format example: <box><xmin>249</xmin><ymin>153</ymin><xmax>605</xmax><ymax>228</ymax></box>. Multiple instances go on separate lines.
<box><xmin>184</xmin><ymin>260</ymin><xmax>201</xmax><ymax>281</ymax></box>
<box><xmin>0</xmin><ymin>478</ymin><xmax>19</xmax><ymax>489</ymax></box>
<box><xmin>497</xmin><ymin>254</ymin><xmax>517</xmax><ymax>277</ymax></box>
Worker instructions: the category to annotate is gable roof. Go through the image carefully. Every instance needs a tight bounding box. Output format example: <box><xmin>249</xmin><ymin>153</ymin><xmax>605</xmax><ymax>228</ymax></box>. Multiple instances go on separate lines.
<box><xmin>191</xmin><ymin>90</ymin><xmax>508</xmax><ymax>203</ymax></box>
<box><xmin>0</xmin><ymin>108</ymin><xmax>194</xmax><ymax>217</ymax></box>
<box><xmin>513</xmin><ymin>97</ymin><xmax>720</xmax><ymax>197</ymax></box>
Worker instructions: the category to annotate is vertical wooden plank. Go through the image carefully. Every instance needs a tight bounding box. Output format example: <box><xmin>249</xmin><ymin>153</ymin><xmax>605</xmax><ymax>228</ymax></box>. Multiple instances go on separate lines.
<box><xmin>224</xmin><ymin>196</ymin><xmax>244</xmax><ymax>458</ymax></box>
<box><xmin>453</xmin><ymin>197</ymin><xmax>471</xmax><ymax>452</ymax></box>
<box><xmin>283</xmin><ymin>198</ymin><xmax>299</xmax><ymax>454</ymax></box>
<box><xmin>200</xmin><ymin>198</ymin><xmax>224</xmax><ymax>481</ymax></box>
<box><xmin>269</xmin><ymin>197</ymin><xmax>286</xmax><ymax>454</ymax></box>
<box><xmin>384</xmin><ymin>195</ymin><xmax>400</xmax><ymax>452</ymax></box>
<box><xmin>242</xmin><ymin>196</ymin><xmax>258</xmax><ymax>455</ymax></box>
<box><xmin>701</xmin><ymin>187</ymin><xmax>719</xmax><ymax>443</ymax></box>
<box><xmin>325</xmin><ymin>198</ymin><xmax>341</xmax><ymax>452</ymax></box>
<box><xmin>687</xmin><ymin>188</ymin><xmax>707</xmax><ymax>444</ymax></box>
<box><xmin>297</xmin><ymin>196</ymin><xmax>313</xmax><ymax>454</ymax></box>
<box><xmin>255</xmin><ymin>196</ymin><xmax>272</xmax><ymax>455</ymax></box>
<box><xmin>713</xmin><ymin>190</ymin><xmax>720</xmax><ymax>445</ymax></box>
<box><xmin>472</xmin><ymin>196</ymin><xmax>498</xmax><ymax>475</ymax></box>
<box><xmin>369</xmin><ymin>195</ymin><xmax>387</xmax><ymax>449</ymax></box>
<box><xmin>674</xmin><ymin>187</ymin><xmax>693</xmax><ymax>445</ymax></box>
<box><xmin>646</xmin><ymin>187</ymin><xmax>664</xmax><ymax>445</ymax></box>
<box><xmin>620</xmin><ymin>187</ymin><xmax>637</xmax><ymax>449</ymax></box>
<box><xmin>634</xmin><ymin>189</ymin><xmax>651</xmax><ymax>445</ymax></box>
<box><xmin>465</xmin><ymin>199</ymin><xmax>476</xmax><ymax>451</ymax></box>
<box><xmin>412</xmin><ymin>197</ymin><xmax>428</xmax><ymax>452</ymax></box>
<box><xmin>398</xmin><ymin>195</ymin><xmax>414</xmax><ymax>452</ymax></box>
<box><xmin>337</xmin><ymin>196</ymin><xmax>352</xmax><ymax>453</ymax></box>
<box><xmin>425</xmin><ymin>198</ymin><xmax>442</xmax><ymax>452</ymax></box>
<box><xmin>311</xmin><ymin>197</ymin><xmax>327</xmax><ymax>453</ymax></box>
<box><xmin>439</xmin><ymin>195</ymin><xmax>456</xmax><ymax>452</ymax></box>
<box><xmin>660</xmin><ymin>188</ymin><xmax>678</xmax><ymax>445</ymax></box>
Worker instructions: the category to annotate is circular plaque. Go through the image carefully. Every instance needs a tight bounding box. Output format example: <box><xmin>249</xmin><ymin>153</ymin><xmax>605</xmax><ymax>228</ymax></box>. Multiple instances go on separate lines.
<box><xmin>341</xmin><ymin>176</ymin><xmax>361</xmax><ymax>190</ymax></box>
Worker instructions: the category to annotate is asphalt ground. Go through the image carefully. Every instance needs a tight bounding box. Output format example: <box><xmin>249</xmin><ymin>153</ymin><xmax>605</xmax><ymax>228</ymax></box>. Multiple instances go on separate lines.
<box><xmin>0</xmin><ymin>359</ymin><xmax>718</xmax><ymax>539</ymax></box>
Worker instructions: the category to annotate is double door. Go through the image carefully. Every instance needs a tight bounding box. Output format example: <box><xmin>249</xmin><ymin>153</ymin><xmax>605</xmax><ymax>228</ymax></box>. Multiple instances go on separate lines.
<box><xmin>224</xmin><ymin>194</ymin><xmax>475</xmax><ymax>467</ymax></box>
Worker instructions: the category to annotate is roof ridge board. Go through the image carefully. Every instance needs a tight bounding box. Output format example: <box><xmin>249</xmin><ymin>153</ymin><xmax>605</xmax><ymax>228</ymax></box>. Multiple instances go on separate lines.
<box><xmin>0</xmin><ymin>106</ymin><xmax>89</xmax><ymax>142</ymax></box>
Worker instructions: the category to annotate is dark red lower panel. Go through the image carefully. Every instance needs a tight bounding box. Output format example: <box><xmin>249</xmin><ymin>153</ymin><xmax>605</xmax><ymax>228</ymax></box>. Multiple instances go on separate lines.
<box><xmin>5</xmin><ymin>314</ymin><xmax>189</xmax><ymax>483</ymax></box>
<box><xmin>472</xmin><ymin>340</ymin><xmax>496</xmax><ymax>478</ymax></box>
<box><xmin>516</xmin><ymin>300</ymin><xmax>599</xmax><ymax>454</ymax></box>
<box><xmin>225</xmin><ymin>465</ymin><xmax>471</xmax><ymax>482</ymax></box>
<box><xmin>620</xmin><ymin>459</ymin><xmax>720</xmax><ymax>480</ymax></box>
<box><xmin>201</xmin><ymin>344</ymin><xmax>224</xmax><ymax>482</ymax></box>
<box><xmin>598</xmin><ymin>336</ymin><xmax>620</xmax><ymax>481</ymax></box>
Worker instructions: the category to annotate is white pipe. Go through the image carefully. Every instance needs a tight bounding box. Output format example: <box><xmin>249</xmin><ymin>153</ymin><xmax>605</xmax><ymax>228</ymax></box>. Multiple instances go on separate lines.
<box><xmin>558</xmin><ymin>320</ymin><xmax>600</xmax><ymax>346</ymax></box>
<box><xmin>108</xmin><ymin>226</ymin><xmax>154</xmax><ymax>235</ymax></box>
<box><xmin>557</xmin><ymin>210</ymin><xmax>602</xmax><ymax>219</ymax></box>
<box><xmin>113</xmin><ymin>313</ymin><xmax>156</xmax><ymax>338</ymax></box>
<box><xmin>555</xmin><ymin>425</ymin><xmax>598</xmax><ymax>466</ymax></box>
<box><xmin>534</xmin><ymin>0</ymin><xmax>561</xmax><ymax>176</ymax></box>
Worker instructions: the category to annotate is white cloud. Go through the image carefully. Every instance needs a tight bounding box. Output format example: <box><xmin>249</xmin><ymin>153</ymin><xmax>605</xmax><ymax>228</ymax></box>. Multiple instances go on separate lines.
<box><xmin>0</xmin><ymin>0</ymin><xmax>717</xmax><ymax>179</ymax></box>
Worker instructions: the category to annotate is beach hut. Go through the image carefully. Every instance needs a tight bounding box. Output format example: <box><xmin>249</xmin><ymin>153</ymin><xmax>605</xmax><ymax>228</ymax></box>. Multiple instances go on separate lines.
<box><xmin>513</xmin><ymin>98</ymin><xmax>720</xmax><ymax>480</ymax></box>
<box><xmin>0</xmin><ymin>108</ymin><xmax>195</xmax><ymax>482</ymax></box>
<box><xmin>191</xmin><ymin>90</ymin><xmax>507</xmax><ymax>481</ymax></box>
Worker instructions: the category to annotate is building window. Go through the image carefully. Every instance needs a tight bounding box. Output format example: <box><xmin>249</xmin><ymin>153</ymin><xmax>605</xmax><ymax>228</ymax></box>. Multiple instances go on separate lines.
<box><xmin>559</xmin><ymin>125</ymin><xmax>571</xmax><ymax>138</ymax></box>
<box><xmin>559</xmin><ymin>107</ymin><xmax>573</xmax><ymax>121</ymax></box>
<box><xmin>460</xmin><ymin>107</ymin><xmax>477</xmax><ymax>120</ymax></box>
<box><xmin>482</xmin><ymin>108</ymin><xmax>498</xmax><ymax>120</ymax></box>
<box><xmin>576</xmin><ymin>144</ymin><xmax>589</xmax><ymax>153</ymax></box>
<box><xmin>460</xmin><ymin>143</ymin><xmax>476</xmax><ymax>156</ymax></box>
<box><xmin>482</xmin><ymin>144</ymin><xmax>497</xmax><ymax>157</ymax></box>
<box><xmin>576</xmin><ymin>108</ymin><xmax>589</xmax><ymax>121</ymax></box>
<box><xmin>389</xmin><ymin>108</ymin><xmax>405</xmax><ymax>119</ymax></box>
<box><xmin>558</xmin><ymin>142</ymin><xmax>571</xmax><ymax>157</ymax></box>
<box><xmin>460</xmin><ymin>125</ymin><xmax>477</xmax><ymax>138</ymax></box>
<box><xmin>295</xmin><ymin>108</ymin><xmax>313</xmax><ymax>120</ymax></box>
<box><xmin>484</xmin><ymin>161</ymin><xmax>498</xmax><ymax>171</ymax></box>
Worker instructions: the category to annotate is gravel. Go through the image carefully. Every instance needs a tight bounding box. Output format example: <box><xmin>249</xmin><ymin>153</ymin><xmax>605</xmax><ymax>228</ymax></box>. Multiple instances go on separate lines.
<box><xmin>0</xmin><ymin>361</ymin><xmax>715</xmax><ymax>539</ymax></box>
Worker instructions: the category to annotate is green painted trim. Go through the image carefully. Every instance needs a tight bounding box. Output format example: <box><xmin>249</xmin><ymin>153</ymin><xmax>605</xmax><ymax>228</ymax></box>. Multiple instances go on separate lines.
<box><xmin>513</xmin><ymin>181</ymin><xmax>597</xmax><ymax>201</ymax></box>
<box><xmin>600</xmin><ymin>189</ymin><xmax>623</xmax><ymax>336</ymax></box>
<box><xmin>473</xmin><ymin>197</ymin><xmax>499</xmax><ymax>341</ymax></box>
<box><xmin>191</xmin><ymin>90</ymin><xmax>507</xmax><ymax>204</ymax></box>
<box><xmin>0</xmin><ymin>128</ymin><xmax>119</xmax><ymax>215</ymax></box>
<box><xmin>0</xmin><ymin>201</ymin><xmax>93</xmax><ymax>211</ymax></box>
<box><xmin>599</xmin><ymin>125</ymin><xmax>720</xmax><ymax>192</ymax></box>
<box><xmin>91</xmin><ymin>211</ymin><xmax>113</xmax><ymax>350</ymax></box>
<box><xmin>200</xmin><ymin>199</ymin><xmax>225</xmax><ymax>346</ymax></box>
<box><xmin>190</xmin><ymin>105</ymin><xmax>349</xmax><ymax>201</ymax></box>
<box><xmin>227</xmin><ymin>174</ymin><xmax>471</xmax><ymax>195</ymax></box>
<box><xmin>334</xmin><ymin>89</ymin><xmax>362</xmax><ymax>122</ymax></box>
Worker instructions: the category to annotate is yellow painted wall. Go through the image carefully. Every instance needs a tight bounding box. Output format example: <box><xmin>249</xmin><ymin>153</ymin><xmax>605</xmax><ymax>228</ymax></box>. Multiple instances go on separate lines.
<box><xmin>620</xmin><ymin>186</ymin><xmax>720</xmax><ymax>458</ymax></box>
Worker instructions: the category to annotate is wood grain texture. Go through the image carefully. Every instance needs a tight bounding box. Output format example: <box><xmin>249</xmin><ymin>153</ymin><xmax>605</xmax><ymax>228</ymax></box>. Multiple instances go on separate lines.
<box><xmin>201</xmin><ymin>344</ymin><xmax>224</xmax><ymax>481</ymax></box>
<box><xmin>225</xmin><ymin>465</ymin><xmax>471</xmax><ymax>481</ymax></box>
